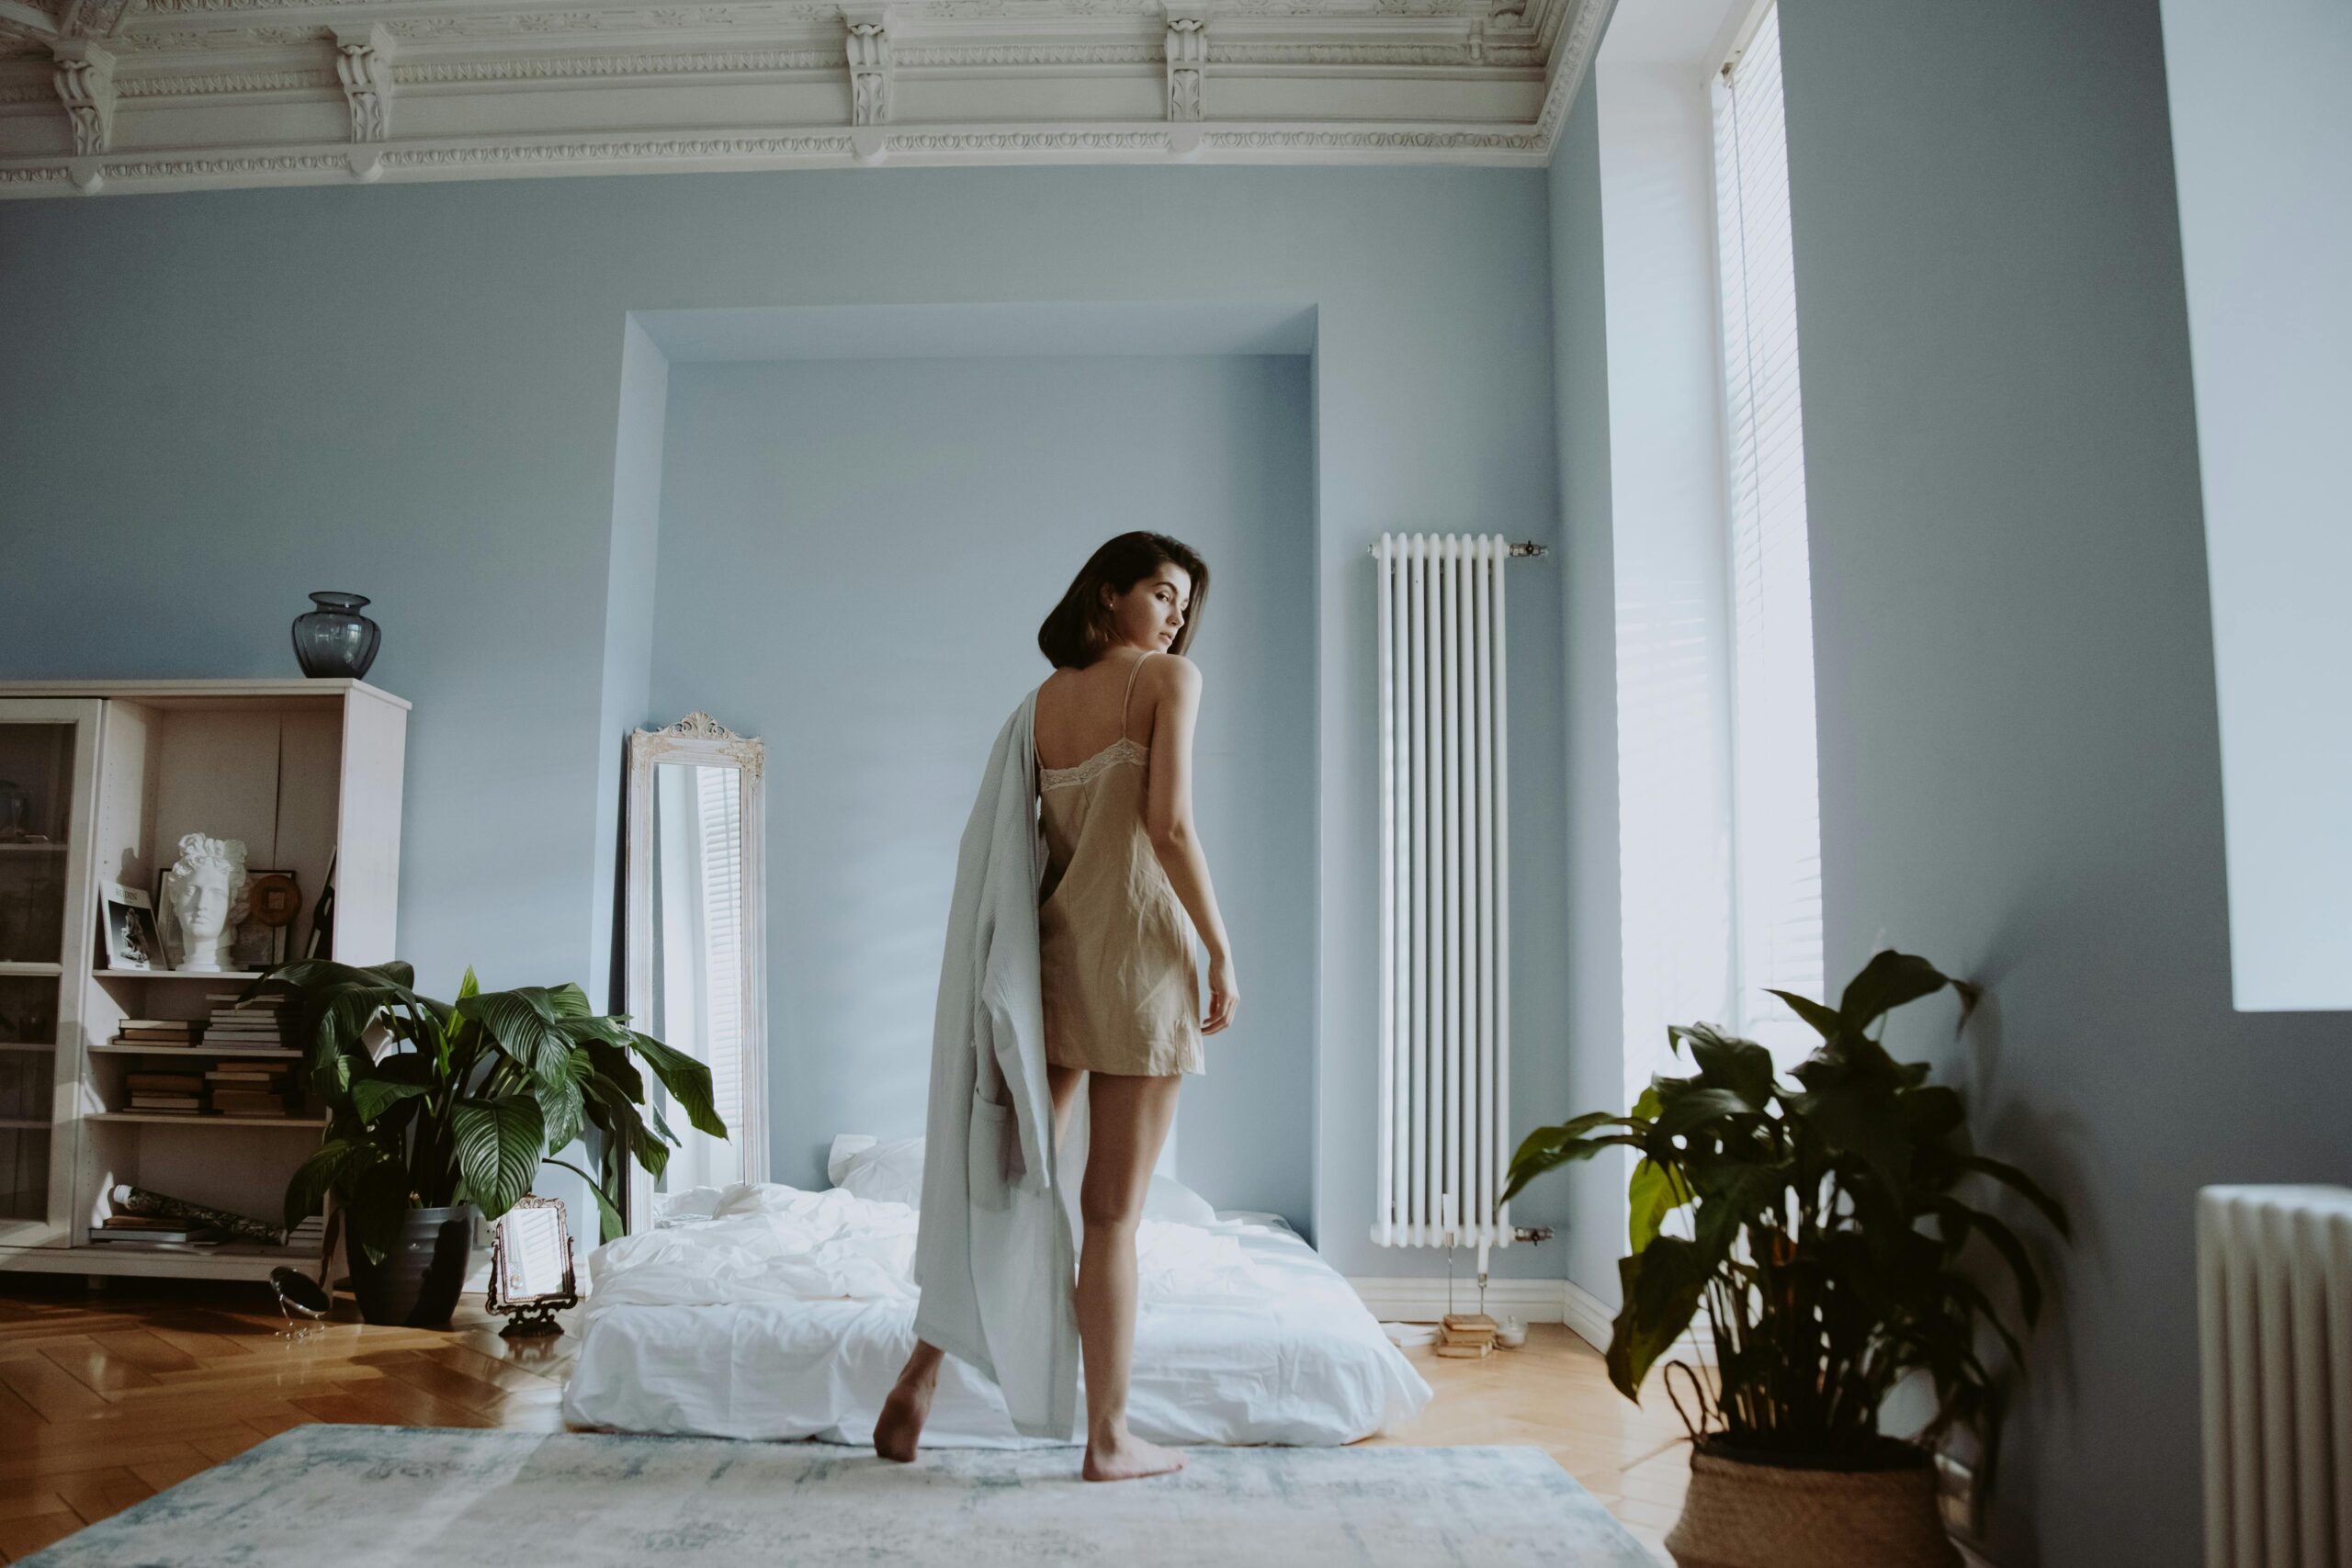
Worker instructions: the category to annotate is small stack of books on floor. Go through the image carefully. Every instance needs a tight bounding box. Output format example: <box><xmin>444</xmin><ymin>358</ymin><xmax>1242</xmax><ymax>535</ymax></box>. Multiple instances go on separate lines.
<box><xmin>1434</xmin><ymin>1311</ymin><xmax>1498</xmax><ymax>1359</ymax></box>
<box><xmin>124</xmin><ymin>1068</ymin><xmax>206</xmax><ymax>1114</ymax></box>
<box><xmin>112</xmin><ymin>1017</ymin><xmax>198</xmax><ymax>1050</ymax></box>
<box><xmin>207</xmin><ymin>1062</ymin><xmax>296</xmax><ymax>1118</ymax></box>
<box><xmin>89</xmin><ymin>1213</ymin><xmax>228</xmax><ymax>1249</ymax></box>
<box><xmin>202</xmin><ymin>990</ymin><xmax>288</xmax><ymax>1047</ymax></box>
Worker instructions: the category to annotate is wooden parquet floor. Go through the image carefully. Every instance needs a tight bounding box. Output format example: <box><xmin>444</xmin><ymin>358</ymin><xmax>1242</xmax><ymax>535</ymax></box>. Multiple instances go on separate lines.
<box><xmin>0</xmin><ymin>1278</ymin><xmax>1689</xmax><ymax>1564</ymax></box>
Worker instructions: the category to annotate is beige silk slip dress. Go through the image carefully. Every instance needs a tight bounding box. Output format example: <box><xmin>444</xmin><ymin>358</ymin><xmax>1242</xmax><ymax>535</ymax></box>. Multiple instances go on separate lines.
<box><xmin>1035</xmin><ymin>649</ymin><xmax>1205</xmax><ymax>1078</ymax></box>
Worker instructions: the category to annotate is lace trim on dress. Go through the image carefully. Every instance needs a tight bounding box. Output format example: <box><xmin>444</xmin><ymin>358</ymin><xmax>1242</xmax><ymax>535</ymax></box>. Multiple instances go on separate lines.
<box><xmin>1039</xmin><ymin>736</ymin><xmax>1148</xmax><ymax>792</ymax></box>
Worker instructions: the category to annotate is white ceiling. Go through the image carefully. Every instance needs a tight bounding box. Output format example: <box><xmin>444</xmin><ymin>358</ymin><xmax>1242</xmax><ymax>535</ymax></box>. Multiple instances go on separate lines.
<box><xmin>0</xmin><ymin>0</ymin><xmax>1610</xmax><ymax>197</ymax></box>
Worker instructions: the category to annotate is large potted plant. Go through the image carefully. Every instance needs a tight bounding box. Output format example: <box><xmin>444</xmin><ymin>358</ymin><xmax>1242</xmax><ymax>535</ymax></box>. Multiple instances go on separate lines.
<box><xmin>256</xmin><ymin>959</ymin><xmax>726</xmax><ymax>1327</ymax></box>
<box><xmin>1501</xmin><ymin>952</ymin><xmax>2068</xmax><ymax>1568</ymax></box>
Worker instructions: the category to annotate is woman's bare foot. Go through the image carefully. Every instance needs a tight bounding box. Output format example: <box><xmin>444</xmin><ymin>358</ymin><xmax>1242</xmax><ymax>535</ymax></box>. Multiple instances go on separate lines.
<box><xmin>874</xmin><ymin>1378</ymin><xmax>933</xmax><ymax>1462</ymax></box>
<box><xmin>1081</xmin><ymin>1429</ymin><xmax>1187</xmax><ymax>1482</ymax></box>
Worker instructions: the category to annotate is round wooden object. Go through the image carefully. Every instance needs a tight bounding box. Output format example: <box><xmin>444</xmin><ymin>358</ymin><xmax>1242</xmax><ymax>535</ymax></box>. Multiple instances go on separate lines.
<box><xmin>248</xmin><ymin>873</ymin><xmax>301</xmax><ymax>927</ymax></box>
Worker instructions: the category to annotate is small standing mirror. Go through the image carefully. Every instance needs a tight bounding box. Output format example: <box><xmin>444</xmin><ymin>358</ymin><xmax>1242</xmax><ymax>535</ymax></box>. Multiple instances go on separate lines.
<box><xmin>486</xmin><ymin>1194</ymin><xmax>578</xmax><ymax>1337</ymax></box>
<box><xmin>622</xmin><ymin>712</ymin><xmax>768</xmax><ymax>1233</ymax></box>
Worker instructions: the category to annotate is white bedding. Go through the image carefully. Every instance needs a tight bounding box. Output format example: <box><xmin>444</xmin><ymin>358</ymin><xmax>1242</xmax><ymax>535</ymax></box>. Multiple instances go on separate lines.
<box><xmin>561</xmin><ymin>1182</ymin><xmax>1433</xmax><ymax>1448</ymax></box>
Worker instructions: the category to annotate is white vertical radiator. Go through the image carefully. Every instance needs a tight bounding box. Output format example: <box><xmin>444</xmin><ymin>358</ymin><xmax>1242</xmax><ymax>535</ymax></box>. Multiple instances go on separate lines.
<box><xmin>2199</xmin><ymin>1185</ymin><xmax>2352</xmax><ymax>1568</ymax></box>
<box><xmin>1374</xmin><ymin>532</ymin><xmax>1514</xmax><ymax>1263</ymax></box>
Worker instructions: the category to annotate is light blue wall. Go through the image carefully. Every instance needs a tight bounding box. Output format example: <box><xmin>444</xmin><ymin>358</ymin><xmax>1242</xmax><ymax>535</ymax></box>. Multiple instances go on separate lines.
<box><xmin>0</xmin><ymin>162</ymin><xmax>1578</xmax><ymax>1280</ymax></box>
<box><xmin>1544</xmin><ymin>85</ymin><xmax>1629</xmax><ymax>1310</ymax></box>
<box><xmin>1778</xmin><ymin>0</ymin><xmax>2351</xmax><ymax>1561</ymax></box>
<box><xmin>645</xmin><ymin>352</ymin><xmax>1317</xmax><ymax>1224</ymax></box>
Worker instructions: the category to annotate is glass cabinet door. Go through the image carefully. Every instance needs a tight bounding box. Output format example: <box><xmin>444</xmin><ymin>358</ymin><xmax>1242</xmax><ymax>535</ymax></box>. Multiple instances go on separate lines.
<box><xmin>0</xmin><ymin>700</ymin><xmax>100</xmax><ymax>1248</ymax></box>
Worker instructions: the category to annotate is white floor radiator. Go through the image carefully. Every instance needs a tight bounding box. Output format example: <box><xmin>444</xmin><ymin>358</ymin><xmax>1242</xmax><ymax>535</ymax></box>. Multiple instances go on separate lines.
<box><xmin>2199</xmin><ymin>1185</ymin><xmax>2352</xmax><ymax>1568</ymax></box>
<box><xmin>1373</xmin><ymin>532</ymin><xmax>1514</xmax><ymax>1263</ymax></box>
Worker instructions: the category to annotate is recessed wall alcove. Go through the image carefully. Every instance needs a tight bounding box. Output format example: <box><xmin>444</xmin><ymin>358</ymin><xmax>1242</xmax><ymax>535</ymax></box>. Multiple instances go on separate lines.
<box><xmin>597</xmin><ymin>301</ymin><xmax>1322</xmax><ymax>1230</ymax></box>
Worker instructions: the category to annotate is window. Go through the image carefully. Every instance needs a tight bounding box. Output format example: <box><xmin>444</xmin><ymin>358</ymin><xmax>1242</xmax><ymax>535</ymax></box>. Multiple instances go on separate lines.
<box><xmin>1713</xmin><ymin>2</ymin><xmax>1824</xmax><ymax>1053</ymax></box>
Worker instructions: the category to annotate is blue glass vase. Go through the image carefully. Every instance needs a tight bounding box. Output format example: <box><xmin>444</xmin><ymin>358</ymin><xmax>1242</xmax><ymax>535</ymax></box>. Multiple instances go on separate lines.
<box><xmin>291</xmin><ymin>591</ymin><xmax>381</xmax><ymax>679</ymax></box>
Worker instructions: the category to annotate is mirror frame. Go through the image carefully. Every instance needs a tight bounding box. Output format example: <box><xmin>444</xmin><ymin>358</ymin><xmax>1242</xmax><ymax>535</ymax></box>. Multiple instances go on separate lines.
<box><xmin>622</xmin><ymin>710</ymin><xmax>769</xmax><ymax>1233</ymax></box>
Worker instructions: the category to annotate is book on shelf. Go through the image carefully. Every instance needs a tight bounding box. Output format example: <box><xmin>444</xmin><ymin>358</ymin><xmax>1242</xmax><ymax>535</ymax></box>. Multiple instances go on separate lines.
<box><xmin>205</xmin><ymin>1068</ymin><xmax>289</xmax><ymax>1083</ymax></box>
<box><xmin>128</xmin><ymin>1094</ymin><xmax>203</xmax><ymax>1111</ymax></box>
<box><xmin>124</xmin><ymin>1072</ymin><xmax>205</xmax><ymax>1093</ymax></box>
<box><xmin>209</xmin><ymin>1093</ymin><xmax>295</xmax><ymax>1118</ymax></box>
<box><xmin>107</xmin><ymin>1182</ymin><xmax>285</xmax><ymax>1245</ymax></box>
<box><xmin>91</xmin><ymin>1216</ymin><xmax>227</xmax><ymax>1245</ymax></box>
<box><xmin>117</xmin><ymin>1019</ymin><xmax>197</xmax><ymax>1031</ymax></box>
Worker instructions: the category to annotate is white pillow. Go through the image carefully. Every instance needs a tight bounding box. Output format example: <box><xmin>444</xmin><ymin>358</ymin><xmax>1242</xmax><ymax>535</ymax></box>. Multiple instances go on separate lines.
<box><xmin>828</xmin><ymin>1134</ymin><xmax>926</xmax><ymax>1207</ymax></box>
<box><xmin>826</xmin><ymin>1133</ymin><xmax>1219</xmax><ymax>1225</ymax></box>
<box><xmin>1144</xmin><ymin>1173</ymin><xmax>1217</xmax><ymax>1226</ymax></box>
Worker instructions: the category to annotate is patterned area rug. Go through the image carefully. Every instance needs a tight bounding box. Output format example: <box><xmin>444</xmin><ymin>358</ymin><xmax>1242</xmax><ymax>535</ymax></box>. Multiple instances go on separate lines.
<box><xmin>21</xmin><ymin>1424</ymin><xmax>1657</xmax><ymax>1567</ymax></box>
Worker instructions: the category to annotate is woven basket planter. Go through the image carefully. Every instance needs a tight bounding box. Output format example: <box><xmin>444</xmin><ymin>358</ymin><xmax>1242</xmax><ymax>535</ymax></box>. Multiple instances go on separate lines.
<box><xmin>1664</xmin><ymin>1438</ymin><xmax>1960</xmax><ymax>1568</ymax></box>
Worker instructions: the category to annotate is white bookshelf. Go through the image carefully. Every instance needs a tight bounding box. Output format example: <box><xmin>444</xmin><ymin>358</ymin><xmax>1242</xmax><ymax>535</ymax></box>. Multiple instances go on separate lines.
<box><xmin>0</xmin><ymin>679</ymin><xmax>407</xmax><ymax>1283</ymax></box>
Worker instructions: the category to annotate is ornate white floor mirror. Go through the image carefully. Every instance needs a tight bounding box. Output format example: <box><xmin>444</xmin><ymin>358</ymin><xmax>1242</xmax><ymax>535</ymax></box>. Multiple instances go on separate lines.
<box><xmin>621</xmin><ymin>712</ymin><xmax>769</xmax><ymax>1234</ymax></box>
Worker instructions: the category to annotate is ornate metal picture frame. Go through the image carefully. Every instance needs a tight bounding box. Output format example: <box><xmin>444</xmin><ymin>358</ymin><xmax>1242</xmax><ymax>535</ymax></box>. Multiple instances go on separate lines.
<box><xmin>485</xmin><ymin>1193</ymin><xmax>578</xmax><ymax>1337</ymax></box>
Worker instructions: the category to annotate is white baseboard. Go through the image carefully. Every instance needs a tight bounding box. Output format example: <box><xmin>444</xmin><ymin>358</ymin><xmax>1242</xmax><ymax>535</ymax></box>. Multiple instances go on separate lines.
<box><xmin>1348</xmin><ymin>1274</ymin><xmax>1715</xmax><ymax>1367</ymax></box>
<box><xmin>1346</xmin><ymin>1274</ymin><xmax>1574</xmax><ymax>1326</ymax></box>
<box><xmin>1559</xmin><ymin>1279</ymin><xmax>1615</xmax><ymax>1353</ymax></box>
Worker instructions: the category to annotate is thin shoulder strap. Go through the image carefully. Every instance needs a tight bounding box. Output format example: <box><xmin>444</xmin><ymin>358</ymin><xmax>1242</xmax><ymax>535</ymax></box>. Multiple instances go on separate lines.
<box><xmin>1120</xmin><ymin>649</ymin><xmax>1155</xmax><ymax>735</ymax></box>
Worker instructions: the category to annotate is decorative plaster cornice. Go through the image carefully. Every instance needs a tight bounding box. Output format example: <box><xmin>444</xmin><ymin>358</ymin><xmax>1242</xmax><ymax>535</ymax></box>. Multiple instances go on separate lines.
<box><xmin>380</xmin><ymin>130</ymin><xmax>853</xmax><ymax>164</ymax></box>
<box><xmin>118</xmin><ymin>65</ymin><xmax>333</xmax><ymax>94</ymax></box>
<box><xmin>893</xmin><ymin>43</ymin><xmax>1154</xmax><ymax>64</ymax></box>
<box><xmin>0</xmin><ymin>0</ymin><xmax>1609</xmax><ymax>192</ymax></box>
<box><xmin>395</xmin><ymin>49</ymin><xmax>835</xmax><ymax>82</ymax></box>
<box><xmin>885</xmin><ymin>127</ymin><xmax>1160</xmax><ymax>149</ymax></box>
<box><xmin>108</xmin><ymin>149</ymin><xmax>345</xmax><ymax>174</ymax></box>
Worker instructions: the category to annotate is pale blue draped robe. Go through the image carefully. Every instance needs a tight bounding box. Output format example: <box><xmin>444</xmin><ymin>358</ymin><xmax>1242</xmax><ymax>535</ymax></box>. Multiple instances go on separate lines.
<box><xmin>910</xmin><ymin>689</ymin><xmax>1083</xmax><ymax>1441</ymax></box>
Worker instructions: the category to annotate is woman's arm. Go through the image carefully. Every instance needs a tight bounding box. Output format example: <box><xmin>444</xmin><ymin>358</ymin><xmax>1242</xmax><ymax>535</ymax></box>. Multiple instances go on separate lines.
<box><xmin>1143</xmin><ymin>656</ymin><xmax>1238</xmax><ymax>1035</ymax></box>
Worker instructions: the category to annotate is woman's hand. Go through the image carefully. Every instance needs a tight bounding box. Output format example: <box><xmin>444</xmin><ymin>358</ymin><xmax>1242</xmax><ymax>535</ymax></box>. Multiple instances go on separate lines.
<box><xmin>1204</xmin><ymin>951</ymin><xmax>1239</xmax><ymax>1035</ymax></box>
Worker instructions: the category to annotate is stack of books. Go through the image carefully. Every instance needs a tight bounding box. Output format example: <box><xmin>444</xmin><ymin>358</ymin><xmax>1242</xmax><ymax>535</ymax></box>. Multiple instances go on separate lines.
<box><xmin>207</xmin><ymin>1062</ymin><xmax>296</xmax><ymax>1118</ymax></box>
<box><xmin>123</xmin><ymin>1069</ymin><xmax>205</xmax><ymax>1114</ymax></box>
<box><xmin>283</xmin><ymin>1213</ymin><xmax>327</xmax><ymax>1253</ymax></box>
<box><xmin>1434</xmin><ymin>1311</ymin><xmax>1499</xmax><ymax>1360</ymax></box>
<box><xmin>89</xmin><ymin>1213</ymin><xmax>227</xmax><ymax>1248</ymax></box>
<box><xmin>112</xmin><ymin>1018</ymin><xmax>198</xmax><ymax>1050</ymax></box>
<box><xmin>203</xmin><ymin>991</ymin><xmax>288</xmax><ymax>1048</ymax></box>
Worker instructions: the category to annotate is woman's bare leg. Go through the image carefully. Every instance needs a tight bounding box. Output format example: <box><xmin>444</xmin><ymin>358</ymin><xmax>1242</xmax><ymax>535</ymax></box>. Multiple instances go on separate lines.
<box><xmin>875</xmin><ymin>1066</ymin><xmax>1091</xmax><ymax>1462</ymax></box>
<box><xmin>1076</xmin><ymin>1070</ymin><xmax>1185</xmax><ymax>1482</ymax></box>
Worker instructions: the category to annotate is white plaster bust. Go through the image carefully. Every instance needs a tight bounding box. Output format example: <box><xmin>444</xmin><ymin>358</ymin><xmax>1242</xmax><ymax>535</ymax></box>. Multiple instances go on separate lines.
<box><xmin>162</xmin><ymin>832</ymin><xmax>249</xmax><ymax>973</ymax></box>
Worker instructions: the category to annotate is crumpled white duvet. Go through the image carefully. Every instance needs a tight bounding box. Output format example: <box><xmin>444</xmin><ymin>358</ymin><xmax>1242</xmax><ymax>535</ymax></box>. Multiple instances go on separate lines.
<box><xmin>585</xmin><ymin>1181</ymin><xmax>1269</xmax><ymax>1310</ymax></box>
<box><xmin>564</xmin><ymin>1182</ymin><xmax>1435</xmax><ymax>1448</ymax></box>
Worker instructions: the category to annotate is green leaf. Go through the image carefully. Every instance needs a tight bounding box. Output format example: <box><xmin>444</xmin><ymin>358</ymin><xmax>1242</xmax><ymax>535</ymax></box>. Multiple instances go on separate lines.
<box><xmin>1764</xmin><ymin>988</ymin><xmax>1848</xmax><ymax>1043</ymax></box>
<box><xmin>456</xmin><ymin>987</ymin><xmax>571</xmax><ymax>1081</ymax></box>
<box><xmin>546</xmin><ymin>982</ymin><xmax>593</xmax><ymax>1019</ymax></box>
<box><xmin>537</xmin><ymin>1049</ymin><xmax>596</xmax><ymax>1154</ymax></box>
<box><xmin>1964</xmin><ymin>1155</ymin><xmax>2071</xmax><ymax>1239</ymax></box>
<box><xmin>349</xmin><ymin>1077</ymin><xmax>430</xmax><ymax>1125</ymax></box>
<box><xmin>548</xmin><ymin>1157</ymin><xmax>625</xmax><ymax>1244</ymax></box>
<box><xmin>1938</xmin><ymin>1197</ymin><xmax>2044</xmax><ymax>1325</ymax></box>
<box><xmin>451</xmin><ymin>1095</ymin><xmax>545</xmax><ymax>1220</ymax></box>
<box><xmin>1651</xmin><ymin>1083</ymin><xmax>1763</xmax><ymax>1141</ymax></box>
<box><xmin>1605</xmin><ymin>1235</ymin><xmax>1716</xmax><ymax>1399</ymax></box>
<box><xmin>1672</xmin><ymin>1024</ymin><xmax>1776</xmax><ymax>1108</ymax></box>
<box><xmin>624</xmin><ymin>1030</ymin><xmax>727</xmax><ymax>1140</ymax></box>
<box><xmin>285</xmin><ymin>1137</ymin><xmax>372</xmax><ymax>1232</ymax></box>
<box><xmin>1837</xmin><ymin>950</ymin><xmax>1960</xmax><ymax>1033</ymax></box>
<box><xmin>1627</xmin><ymin>1156</ymin><xmax>1685</xmax><ymax>1253</ymax></box>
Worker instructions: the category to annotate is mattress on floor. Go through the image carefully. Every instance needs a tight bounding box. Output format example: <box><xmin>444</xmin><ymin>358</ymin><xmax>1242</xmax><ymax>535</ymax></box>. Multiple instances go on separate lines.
<box><xmin>560</xmin><ymin>1183</ymin><xmax>1433</xmax><ymax>1448</ymax></box>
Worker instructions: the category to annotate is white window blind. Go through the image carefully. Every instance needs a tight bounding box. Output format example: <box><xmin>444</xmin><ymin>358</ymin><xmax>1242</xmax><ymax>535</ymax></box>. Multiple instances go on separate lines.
<box><xmin>1713</xmin><ymin>3</ymin><xmax>1824</xmax><ymax>1053</ymax></box>
<box><xmin>694</xmin><ymin>765</ymin><xmax>747</xmax><ymax>1149</ymax></box>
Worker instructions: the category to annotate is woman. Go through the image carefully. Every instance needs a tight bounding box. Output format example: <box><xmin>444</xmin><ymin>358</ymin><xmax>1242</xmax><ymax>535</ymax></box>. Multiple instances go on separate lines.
<box><xmin>874</xmin><ymin>530</ymin><xmax>1240</xmax><ymax>1482</ymax></box>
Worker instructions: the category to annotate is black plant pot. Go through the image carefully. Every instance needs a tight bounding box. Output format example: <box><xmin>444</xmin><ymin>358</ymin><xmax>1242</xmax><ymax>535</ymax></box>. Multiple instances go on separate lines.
<box><xmin>347</xmin><ymin>1203</ymin><xmax>475</xmax><ymax>1328</ymax></box>
<box><xmin>291</xmin><ymin>591</ymin><xmax>382</xmax><ymax>680</ymax></box>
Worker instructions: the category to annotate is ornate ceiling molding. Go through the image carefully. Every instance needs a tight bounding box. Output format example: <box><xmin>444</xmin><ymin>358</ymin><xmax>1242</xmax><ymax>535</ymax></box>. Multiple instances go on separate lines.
<box><xmin>0</xmin><ymin>0</ymin><xmax>1603</xmax><ymax>195</ymax></box>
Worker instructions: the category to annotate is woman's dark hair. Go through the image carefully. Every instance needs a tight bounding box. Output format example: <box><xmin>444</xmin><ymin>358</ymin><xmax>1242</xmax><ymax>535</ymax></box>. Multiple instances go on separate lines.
<box><xmin>1036</xmin><ymin>531</ymin><xmax>1210</xmax><ymax>670</ymax></box>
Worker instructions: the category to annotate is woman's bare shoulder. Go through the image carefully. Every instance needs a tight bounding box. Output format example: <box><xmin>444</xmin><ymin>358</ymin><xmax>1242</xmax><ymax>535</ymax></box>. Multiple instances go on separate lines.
<box><xmin>1148</xmin><ymin>650</ymin><xmax>1203</xmax><ymax>690</ymax></box>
